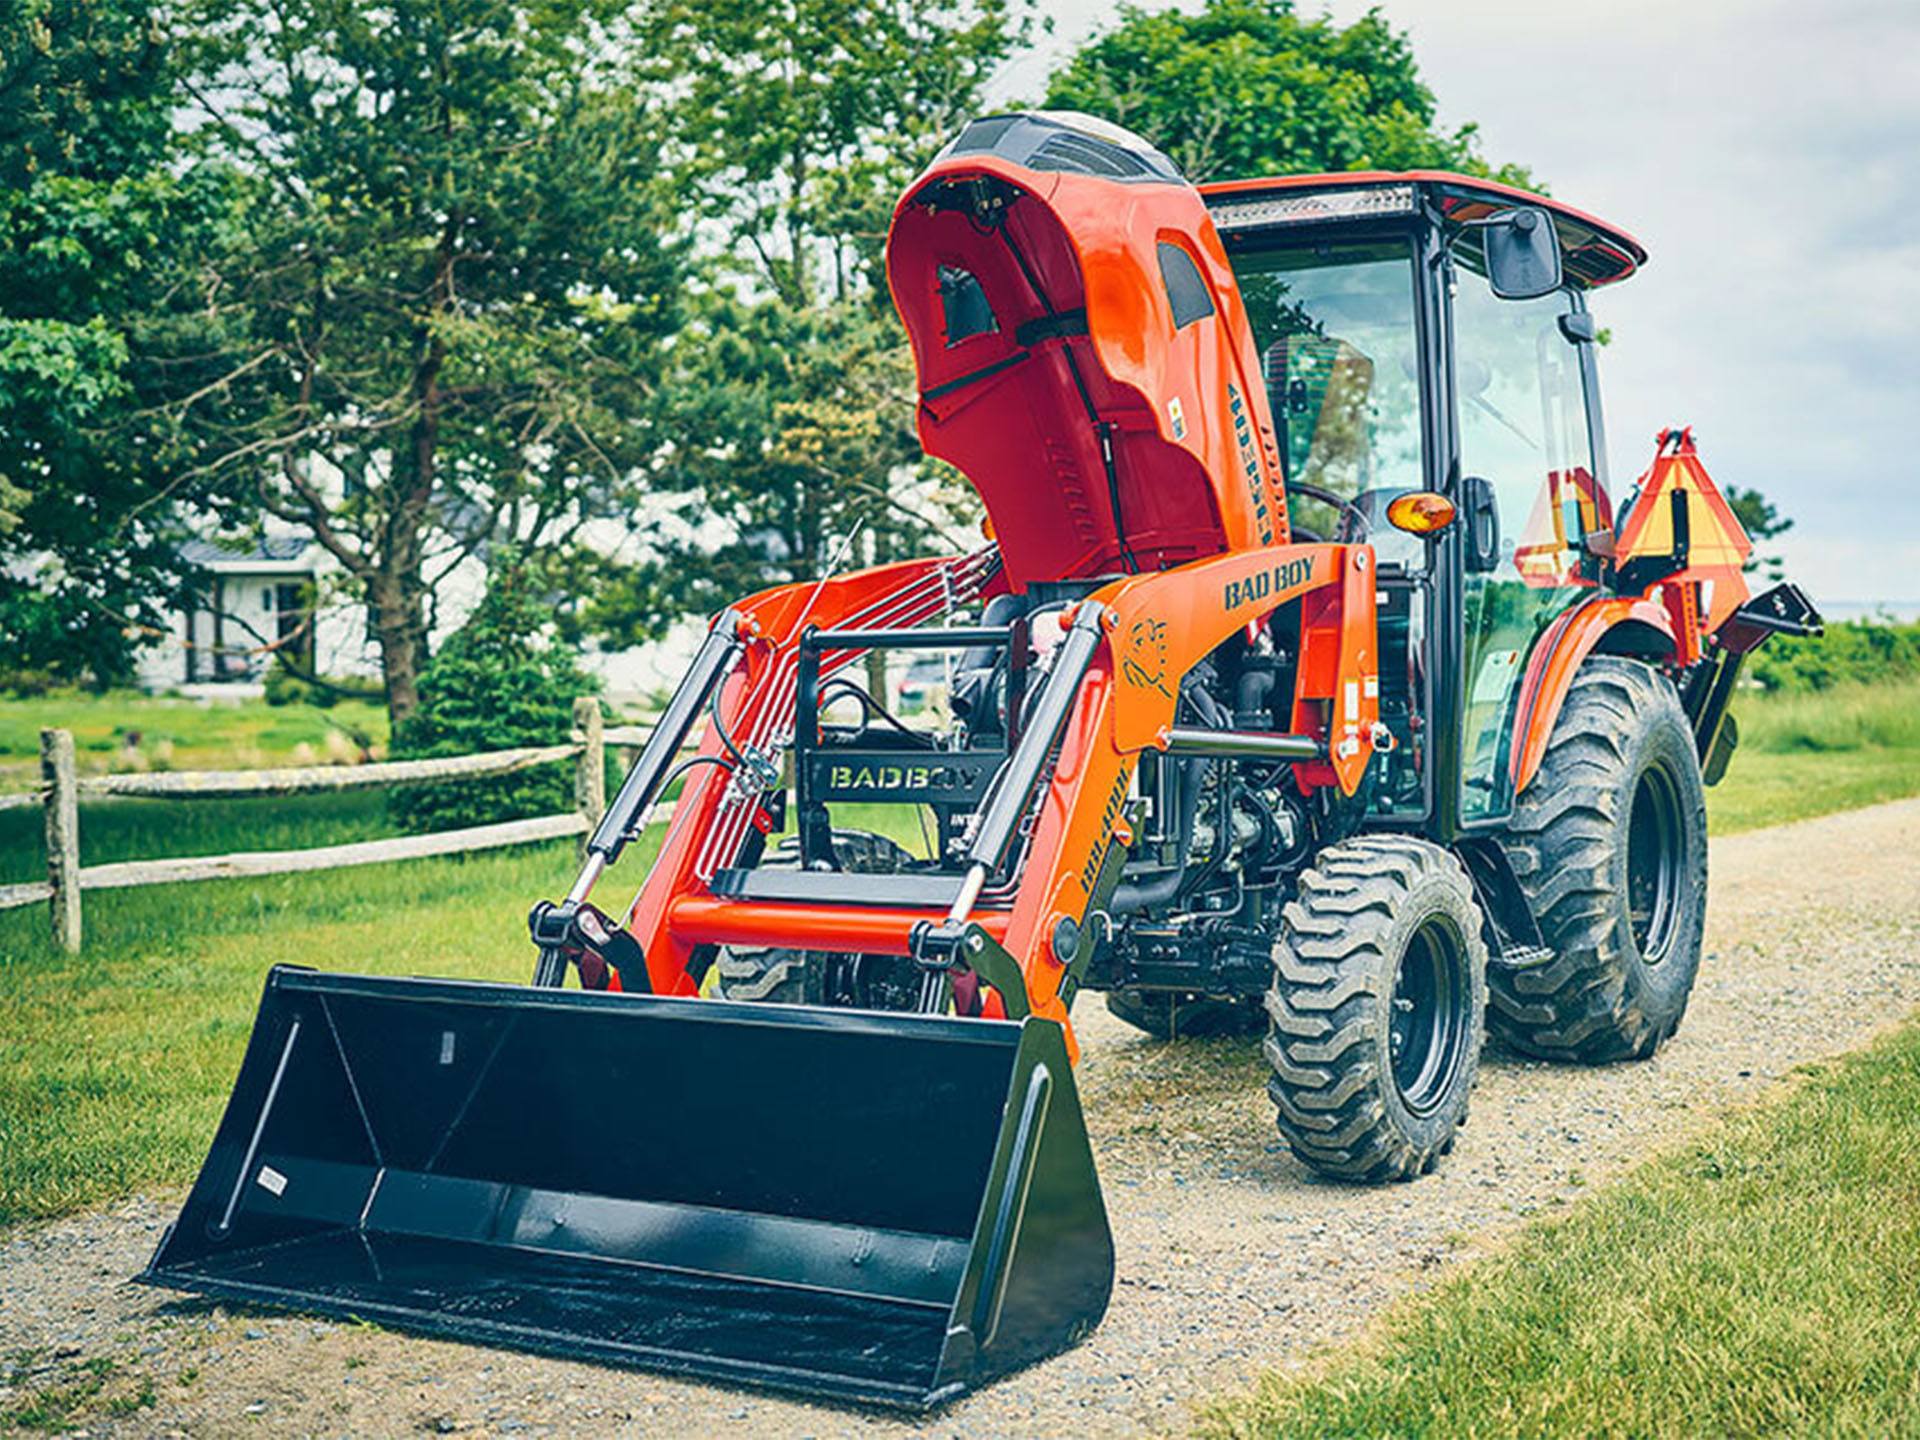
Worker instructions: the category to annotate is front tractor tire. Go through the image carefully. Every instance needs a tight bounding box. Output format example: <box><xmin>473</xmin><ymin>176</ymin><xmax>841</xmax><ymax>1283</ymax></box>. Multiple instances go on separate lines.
<box><xmin>1490</xmin><ymin>657</ymin><xmax>1709</xmax><ymax>1063</ymax></box>
<box><xmin>1265</xmin><ymin>836</ymin><xmax>1487</xmax><ymax>1183</ymax></box>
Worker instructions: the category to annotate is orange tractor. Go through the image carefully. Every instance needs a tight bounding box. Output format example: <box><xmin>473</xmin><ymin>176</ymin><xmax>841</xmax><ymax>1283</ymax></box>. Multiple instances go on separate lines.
<box><xmin>146</xmin><ymin>113</ymin><xmax>1818</xmax><ymax>1408</ymax></box>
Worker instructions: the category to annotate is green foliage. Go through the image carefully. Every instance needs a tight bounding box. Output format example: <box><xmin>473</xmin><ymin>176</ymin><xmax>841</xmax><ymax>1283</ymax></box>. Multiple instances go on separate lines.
<box><xmin>573</xmin><ymin>0</ymin><xmax>1024</xmax><ymax>644</ymax></box>
<box><xmin>640</xmin><ymin>0</ymin><xmax>1033</xmax><ymax>308</ymax></box>
<box><xmin>1726</xmin><ymin>483</ymin><xmax>1793</xmax><ymax>581</ymax></box>
<box><xmin>1747</xmin><ymin>617</ymin><xmax>1920</xmax><ymax>693</ymax></box>
<box><xmin>258</xmin><ymin>655</ymin><xmax>377</xmax><ymax>710</ymax></box>
<box><xmin>0</xmin><ymin>0</ymin><xmax>254</xmax><ymax>685</ymax></box>
<box><xmin>1044</xmin><ymin>0</ymin><xmax>1533</xmax><ymax>185</ymax></box>
<box><xmin>388</xmin><ymin>561</ymin><xmax>596</xmax><ymax>833</ymax></box>
<box><xmin>165</xmin><ymin>0</ymin><xmax>685</xmax><ymax>723</ymax></box>
<box><xmin>262</xmin><ymin>655</ymin><xmax>327</xmax><ymax>709</ymax></box>
<box><xmin>597</xmin><ymin>293</ymin><xmax>973</xmax><ymax>639</ymax></box>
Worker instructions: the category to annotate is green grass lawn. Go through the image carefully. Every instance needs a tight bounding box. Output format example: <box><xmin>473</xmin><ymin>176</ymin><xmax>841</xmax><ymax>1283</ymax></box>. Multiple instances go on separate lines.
<box><xmin>1709</xmin><ymin>679</ymin><xmax>1920</xmax><ymax>834</ymax></box>
<box><xmin>0</xmin><ymin>684</ymin><xmax>1915</xmax><ymax>1434</ymax></box>
<box><xmin>0</xmin><ymin>835</ymin><xmax>619</xmax><ymax>1224</ymax></box>
<box><xmin>0</xmin><ymin>791</ymin><xmax>920</xmax><ymax>1224</ymax></box>
<box><xmin>1708</xmin><ymin>745</ymin><xmax>1920</xmax><ymax>834</ymax></box>
<box><xmin>0</xmin><ymin>689</ymin><xmax>389</xmax><ymax>792</ymax></box>
<box><xmin>0</xmin><ymin>790</ymin><xmax>401</xmax><ymax>885</ymax></box>
<box><xmin>0</xmin><ymin>680</ymin><xmax>1913</xmax><ymax>1226</ymax></box>
<box><xmin>1196</xmin><ymin>1022</ymin><xmax>1920</xmax><ymax>1439</ymax></box>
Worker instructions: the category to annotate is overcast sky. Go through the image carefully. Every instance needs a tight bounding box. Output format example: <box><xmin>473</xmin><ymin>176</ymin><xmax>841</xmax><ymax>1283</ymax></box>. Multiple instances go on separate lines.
<box><xmin>991</xmin><ymin>0</ymin><xmax>1920</xmax><ymax>608</ymax></box>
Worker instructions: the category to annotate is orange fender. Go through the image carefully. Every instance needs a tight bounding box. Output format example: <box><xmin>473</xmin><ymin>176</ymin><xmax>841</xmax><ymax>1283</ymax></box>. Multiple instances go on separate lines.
<box><xmin>1510</xmin><ymin>596</ymin><xmax>1676</xmax><ymax>795</ymax></box>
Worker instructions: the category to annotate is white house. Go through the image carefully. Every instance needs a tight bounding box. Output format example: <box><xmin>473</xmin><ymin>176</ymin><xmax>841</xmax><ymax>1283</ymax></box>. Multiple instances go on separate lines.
<box><xmin>138</xmin><ymin>536</ymin><xmax>329</xmax><ymax>694</ymax></box>
<box><xmin>136</xmin><ymin>526</ymin><xmax>697</xmax><ymax>702</ymax></box>
<box><xmin>136</xmin><ymin>530</ymin><xmax>486</xmax><ymax>697</ymax></box>
<box><xmin>137</xmin><ymin>468</ymin><xmax>965</xmax><ymax>702</ymax></box>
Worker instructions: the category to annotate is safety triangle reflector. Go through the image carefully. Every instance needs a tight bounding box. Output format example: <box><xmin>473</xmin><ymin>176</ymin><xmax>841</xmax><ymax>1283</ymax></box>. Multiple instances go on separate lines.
<box><xmin>1612</xmin><ymin>428</ymin><xmax>1754</xmax><ymax>629</ymax></box>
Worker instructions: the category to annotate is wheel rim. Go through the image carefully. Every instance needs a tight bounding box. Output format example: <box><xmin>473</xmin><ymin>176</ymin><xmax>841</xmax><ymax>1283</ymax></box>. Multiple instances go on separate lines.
<box><xmin>1389</xmin><ymin>916</ymin><xmax>1470</xmax><ymax>1115</ymax></box>
<box><xmin>1627</xmin><ymin>760</ymin><xmax>1685</xmax><ymax>964</ymax></box>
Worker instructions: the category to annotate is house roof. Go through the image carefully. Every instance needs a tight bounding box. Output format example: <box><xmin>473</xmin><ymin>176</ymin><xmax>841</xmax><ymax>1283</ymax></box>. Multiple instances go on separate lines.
<box><xmin>180</xmin><ymin>536</ymin><xmax>318</xmax><ymax>573</ymax></box>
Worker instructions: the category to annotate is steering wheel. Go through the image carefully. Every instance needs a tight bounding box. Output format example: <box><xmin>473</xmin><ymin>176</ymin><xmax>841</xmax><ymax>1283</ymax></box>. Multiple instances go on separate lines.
<box><xmin>1284</xmin><ymin>481</ymin><xmax>1371</xmax><ymax>544</ymax></box>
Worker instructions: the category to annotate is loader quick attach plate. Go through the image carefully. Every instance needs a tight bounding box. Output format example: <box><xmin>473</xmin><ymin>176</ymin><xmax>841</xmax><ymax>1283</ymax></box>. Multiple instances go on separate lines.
<box><xmin>140</xmin><ymin>968</ymin><xmax>1113</xmax><ymax>1410</ymax></box>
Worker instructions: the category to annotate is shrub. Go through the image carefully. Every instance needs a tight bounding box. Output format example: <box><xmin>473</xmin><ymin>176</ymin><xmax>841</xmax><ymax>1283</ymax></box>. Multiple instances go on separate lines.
<box><xmin>263</xmin><ymin>656</ymin><xmax>321</xmax><ymax>707</ymax></box>
<box><xmin>263</xmin><ymin>655</ymin><xmax>384</xmax><ymax>708</ymax></box>
<box><xmin>1746</xmin><ymin>617</ymin><xmax>1920</xmax><ymax>693</ymax></box>
<box><xmin>388</xmin><ymin>562</ymin><xmax>599</xmax><ymax>834</ymax></box>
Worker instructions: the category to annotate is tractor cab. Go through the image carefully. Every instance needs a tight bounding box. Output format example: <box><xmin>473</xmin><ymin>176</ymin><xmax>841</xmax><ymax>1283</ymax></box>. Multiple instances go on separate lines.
<box><xmin>1202</xmin><ymin>172</ymin><xmax>1648</xmax><ymax>832</ymax></box>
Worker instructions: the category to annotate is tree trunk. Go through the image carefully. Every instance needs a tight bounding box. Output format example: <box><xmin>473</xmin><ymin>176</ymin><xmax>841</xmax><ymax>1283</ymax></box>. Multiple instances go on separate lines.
<box><xmin>377</xmin><ymin>220</ymin><xmax>454</xmax><ymax>731</ymax></box>
<box><xmin>369</xmin><ymin>570</ymin><xmax>429</xmax><ymax>728</ymax></box>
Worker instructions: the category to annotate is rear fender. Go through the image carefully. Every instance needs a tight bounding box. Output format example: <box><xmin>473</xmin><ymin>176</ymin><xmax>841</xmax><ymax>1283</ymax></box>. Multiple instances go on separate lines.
<box><xmin>1510</xmin><ymin>596</ymin><xmax>1676</xmax><ymax>796</ymax></box>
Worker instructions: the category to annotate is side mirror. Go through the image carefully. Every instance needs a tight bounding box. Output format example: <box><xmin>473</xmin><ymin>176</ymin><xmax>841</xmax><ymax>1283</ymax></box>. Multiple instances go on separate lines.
<box><xmin>1461</xmin><ymin>475</ymin><xmax>1501</xmax><ymax>572</ymax></box>
<box><xmin>1485</xmin><ymin>207</ymin><xmax>1563</xmax><ymax>300</ymax></box>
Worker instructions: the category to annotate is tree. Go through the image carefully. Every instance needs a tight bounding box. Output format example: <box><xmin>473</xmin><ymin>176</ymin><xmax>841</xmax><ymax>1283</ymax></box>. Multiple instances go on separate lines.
<box><xmin>0</xmin><ymin>0</ymin><xmax>249</xmax><ymax>686</ymax></box>
<box><xmin>388</xmin><ymin>553</ymin><xmax>597</xmax><ymax>832</ymax></box>
<box><xmin>1726</xmin><ymin>484</ymin><xmax>1793</xmax><ymax>583</ymax></box>
<box><xmin>592</xmin><ymin>289</ymin><xmax>973</xmax><ymax>636</ymax></box>
<box><xmin>640</xmin><ymin>0</ymin><xmax>1032</xmax><ymax>309</ymax></box>
<box><xmin>1044</xmin><ymin>0</ymin><xmax>1532</xmax><ymax>186</ymax></box>
<box><xmin>575</xmin><ymin>0</ymin><xmax>1026</xmax><ymax>642</ymax></box>
<box><xmin>179</xmin><ymin>0</ymin><xmax>684</xmax><ymax>725</ymax></box>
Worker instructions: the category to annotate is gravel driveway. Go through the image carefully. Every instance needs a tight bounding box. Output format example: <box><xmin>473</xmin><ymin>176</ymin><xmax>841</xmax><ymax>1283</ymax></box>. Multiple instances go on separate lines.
<box><xmin>6</xmin><ymin>798</ymin><xmax>1920</xmax><ymax>1438</ymax></box>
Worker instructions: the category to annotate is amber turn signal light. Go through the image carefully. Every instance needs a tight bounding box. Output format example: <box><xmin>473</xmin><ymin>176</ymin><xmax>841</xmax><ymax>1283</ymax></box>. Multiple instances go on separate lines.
<box><xmin>1386</xmin><ymin>491</ymin><xmax>1457</xmax><ymax>535</ymax></box>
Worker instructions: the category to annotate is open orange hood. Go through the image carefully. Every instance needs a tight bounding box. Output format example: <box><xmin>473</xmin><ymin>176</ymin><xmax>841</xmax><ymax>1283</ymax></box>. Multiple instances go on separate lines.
<box><xmin>886</xmin><ymin>113</ymin><xmax>1289</xmax><ymax>588</ymax></box>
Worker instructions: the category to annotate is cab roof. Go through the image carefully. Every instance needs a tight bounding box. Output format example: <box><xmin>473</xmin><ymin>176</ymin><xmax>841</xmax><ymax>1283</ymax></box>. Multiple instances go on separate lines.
<box><xmin>1200</xmin><ymin>171</ymin><xmax>1648</xmax><ymax>289</ymax></box>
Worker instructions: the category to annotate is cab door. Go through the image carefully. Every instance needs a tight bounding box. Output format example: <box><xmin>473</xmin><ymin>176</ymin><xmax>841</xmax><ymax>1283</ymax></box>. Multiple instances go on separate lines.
<box><xmin>1448</xmin><ymin>265</ymin><xmax>1607</xmax><ymax>824</ymax></box>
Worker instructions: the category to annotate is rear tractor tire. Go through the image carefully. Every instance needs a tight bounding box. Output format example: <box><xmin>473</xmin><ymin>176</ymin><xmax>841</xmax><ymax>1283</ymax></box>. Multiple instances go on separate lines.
<box><xmin>1265</xmin><ymin>836</ymin><xmax>1487</xmax><ymax>1182</ymax></box>
<box><xmin>1490</xmin><ymin>658</ymin><xmax>1708</xmax><ymax>1063</ymax></box>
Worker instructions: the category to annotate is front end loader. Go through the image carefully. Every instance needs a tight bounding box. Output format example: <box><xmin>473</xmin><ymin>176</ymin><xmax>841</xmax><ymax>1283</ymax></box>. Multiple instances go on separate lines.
<box><xmin>145</xmin><ymin>112</ymin><xmax>1819</xmax><ymax>1408</ymax></box>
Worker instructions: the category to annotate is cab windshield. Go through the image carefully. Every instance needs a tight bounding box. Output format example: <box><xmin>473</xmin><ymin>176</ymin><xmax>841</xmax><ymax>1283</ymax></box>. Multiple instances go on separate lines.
<box><xmin>1229</xmin><ymin>239</ymin><xmax>1425</xmax><ymax>567</ymax></box>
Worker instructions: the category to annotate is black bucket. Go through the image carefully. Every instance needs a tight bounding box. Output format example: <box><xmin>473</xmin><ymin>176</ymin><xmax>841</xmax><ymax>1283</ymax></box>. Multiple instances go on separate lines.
<box><xmin>140</xmin><ymin>967</ymin><xmax>1112</xmax><ymax>1410</ymax></box>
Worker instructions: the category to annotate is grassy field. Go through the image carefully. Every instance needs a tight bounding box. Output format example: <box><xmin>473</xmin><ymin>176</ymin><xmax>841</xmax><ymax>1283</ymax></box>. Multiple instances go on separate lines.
<box><xmin>1709</xmin><ymin>679</ymin><xmax>1920</xmax><ymax>833</ymax></box>
<box><xmin>0</xmin><ymin>685</ymin><xmax>1915</xmax><ymax>1433</ymax></box>
<box><xmin>0</xmin><ymin>792</ymin><xmax>919</xmax><ymax>1224</ymax></box>
<box><xmin>0</xmin><ymin>838</ymin><xmax>590</xmax><ymax>1223</ymax></box>
<box><xmin>0</xmin><ymin>790</ymin><xmax>399</xmax><ymax>885</ymax></box>
<box><xmin>1196</xmin><ymin>1022</ymin><xmax>1920</xmax><ymax>1439</ymax></box>
<box><xmin>0</xmin><ymin>689</ymin><xmax>388</xmax><ymax>793</ymax></box>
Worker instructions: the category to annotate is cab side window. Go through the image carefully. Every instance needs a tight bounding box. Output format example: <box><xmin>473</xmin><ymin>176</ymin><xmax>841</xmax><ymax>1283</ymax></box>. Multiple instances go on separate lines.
<box><xmin>1452</xmin><ymin>267</ymin><xmax>1602</xmax><ymax>820</ymax></box>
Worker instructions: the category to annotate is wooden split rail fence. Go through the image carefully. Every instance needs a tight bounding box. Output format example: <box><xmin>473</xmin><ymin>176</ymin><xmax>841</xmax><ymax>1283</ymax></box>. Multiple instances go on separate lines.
<box><xmin>2</xmin><ymin>698</ymin><xmax>664</xmax><ymax>953</ymax></box>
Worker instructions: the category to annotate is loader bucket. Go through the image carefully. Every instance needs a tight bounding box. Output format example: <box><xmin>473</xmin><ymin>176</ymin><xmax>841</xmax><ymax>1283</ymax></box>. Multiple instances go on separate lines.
<box><xmin>141</xmin><ymin>967</ymin><xmax>1112</xmax><ymax>1410</ymax></box>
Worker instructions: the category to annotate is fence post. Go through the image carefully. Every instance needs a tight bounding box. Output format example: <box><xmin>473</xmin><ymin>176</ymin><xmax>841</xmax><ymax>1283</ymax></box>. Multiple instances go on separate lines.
<box><xmin>573</xmin><ymin>697</ymin><xmax>605</xmax><ymax>861</ymax></box>
<box><xmin>41</xmin><ymin>727</ymin><xmax>81</xmax><ymax>953</ymax></box>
